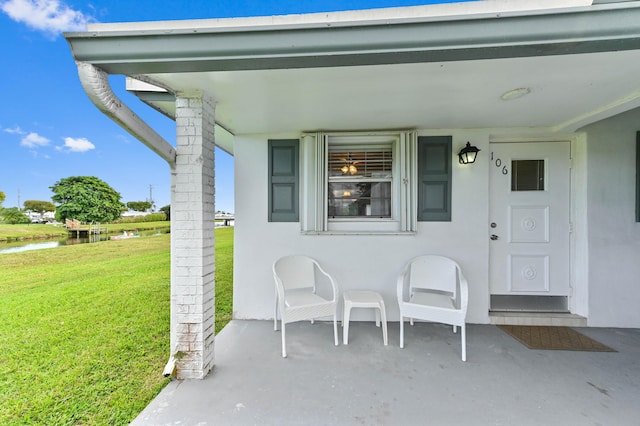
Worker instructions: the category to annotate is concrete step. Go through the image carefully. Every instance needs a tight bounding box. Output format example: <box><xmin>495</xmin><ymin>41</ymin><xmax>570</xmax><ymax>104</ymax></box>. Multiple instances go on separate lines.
<box><xmin>489</xmin><ymin>312</ymin><xmax>587</xmax><ymax>327</ymax></box>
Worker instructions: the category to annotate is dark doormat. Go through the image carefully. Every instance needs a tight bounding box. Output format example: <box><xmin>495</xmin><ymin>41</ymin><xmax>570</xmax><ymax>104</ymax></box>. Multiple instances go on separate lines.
<box><xmin>497</xmin><ymin>325</ymin><xmax>617</xmax><ymax>352</ymax></box>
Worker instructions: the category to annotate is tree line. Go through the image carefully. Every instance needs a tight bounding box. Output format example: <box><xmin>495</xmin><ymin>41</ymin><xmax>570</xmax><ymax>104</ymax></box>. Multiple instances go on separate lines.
<box><xmin>0</xmin><ymin>176</ymin><xmax>170</xmax><ymax>224</ymax></box>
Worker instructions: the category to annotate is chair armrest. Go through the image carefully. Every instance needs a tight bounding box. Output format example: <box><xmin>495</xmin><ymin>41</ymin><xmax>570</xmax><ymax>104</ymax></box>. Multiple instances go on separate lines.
<box><xmin>272</xmin><ymin>268</ymin><xmax>286</xmax><ymax>305</ymax></box>
<box><xmin>397</xmin><ymin>264</ymin><xmax>410</xmax><ymax>305</ymax></box>
<box><xmin>457</xmin><ymin>267</ymin><xmax>469</xmax><ymax>314</ymax></box>
<box><xmin>314</xmin><ymin>261</ymin><xmax>339</xmax><ymax>302</ymax></box>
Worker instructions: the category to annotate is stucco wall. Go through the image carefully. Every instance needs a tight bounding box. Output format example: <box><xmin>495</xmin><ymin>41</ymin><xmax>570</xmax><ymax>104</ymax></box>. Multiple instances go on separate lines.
<box><xmin>583</xmin><ymin>108</ymin><xmax>640</xmax><ymax>327</ymax></box>
<box><xmin>232</xmin><ymin>131</ymin><xmax>490</xmax><ymax>324</ymax></box>
<box><xmin>230</xmin><ymin>119</ymin><xmax>640</xmax><ymax>328</ymax></box>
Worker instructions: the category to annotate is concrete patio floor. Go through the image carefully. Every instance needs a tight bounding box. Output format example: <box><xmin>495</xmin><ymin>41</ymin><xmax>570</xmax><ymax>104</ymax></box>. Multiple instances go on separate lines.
<box><xmin>132</xmin><ymin>320</ymin><xmax>640</xmax><ymax>425</ymax></box>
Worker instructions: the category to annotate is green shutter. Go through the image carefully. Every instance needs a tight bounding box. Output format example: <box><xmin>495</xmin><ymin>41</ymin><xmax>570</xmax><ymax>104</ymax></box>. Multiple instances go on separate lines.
<box><xmin>268</xmin><ymin>139</ymin><xmax>299</xmax><ymax>222</ymax></box>
<box><xmin>417</xmin><ymin>136</ymin><xmax>452</xmax><ymax>222</ymax></box>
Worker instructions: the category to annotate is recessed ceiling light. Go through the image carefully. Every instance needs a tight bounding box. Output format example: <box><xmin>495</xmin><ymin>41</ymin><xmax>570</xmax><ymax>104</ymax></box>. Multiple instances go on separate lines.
<box><xmin>500</xmin><ymin>87</ymin><xmax>531</xmax><ymax>101</ymax></box>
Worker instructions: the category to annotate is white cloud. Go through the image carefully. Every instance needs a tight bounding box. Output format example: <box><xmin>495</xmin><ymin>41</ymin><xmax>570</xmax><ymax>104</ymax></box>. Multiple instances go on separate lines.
<box><xmin>62</xmin><ymin>137</ymin><xmax>95</xmax><ymax>152</ymax></box>
<box><xmin>20</xmin><ymin>132</ymin><xmax>50</xmax><ymax>148</ymax></box>
<box><xmin>0</xmin><ymin>0</ymin><xmax>92</xmax><ymax>36</ymax></box>
<box><xmin>3</xmin><ymin>126</ymin><xmax>26</xmax><ymax>135</ymax></box>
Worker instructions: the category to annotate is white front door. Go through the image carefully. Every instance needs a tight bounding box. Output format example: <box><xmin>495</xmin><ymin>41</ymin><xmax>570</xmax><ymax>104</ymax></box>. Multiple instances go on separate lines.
<box><xmin>489</xmin><ymin>141</ymin><xmax>571</xmax><ymax>303</ymax></box>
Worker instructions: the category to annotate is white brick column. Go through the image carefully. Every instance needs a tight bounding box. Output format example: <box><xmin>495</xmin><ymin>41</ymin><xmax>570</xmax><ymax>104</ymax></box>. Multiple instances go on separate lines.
<box><xmin>170</xmin><ymin>92</ymin><xmax>216</xmax><ymax>379</ymax></box>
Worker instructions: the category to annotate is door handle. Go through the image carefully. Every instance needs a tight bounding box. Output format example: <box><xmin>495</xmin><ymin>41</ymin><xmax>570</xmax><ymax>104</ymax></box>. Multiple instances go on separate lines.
<box><xmin>490</xmin><ymin>234</ymin><xmax>499</xmax><ymax>241</ymax></box>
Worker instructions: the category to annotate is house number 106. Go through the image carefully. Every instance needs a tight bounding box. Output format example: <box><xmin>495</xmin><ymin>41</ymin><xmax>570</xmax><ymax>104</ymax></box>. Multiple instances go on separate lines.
<box><xmin>491</xmin><ymin>152</ymin><xmax>509</xmax><ymax>175</ymax></box>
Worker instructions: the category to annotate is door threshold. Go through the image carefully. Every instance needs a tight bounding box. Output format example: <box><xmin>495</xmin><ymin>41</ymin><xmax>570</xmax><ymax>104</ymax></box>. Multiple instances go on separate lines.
<box><xmin>490</xmin><ymin>295</ymin><xmax>568</xmax><ymax>313</ymax></box>
<box><xmin>489</xmin><ymin>312</ymin><xmax>587</xmax><ymax>327</ymax></box>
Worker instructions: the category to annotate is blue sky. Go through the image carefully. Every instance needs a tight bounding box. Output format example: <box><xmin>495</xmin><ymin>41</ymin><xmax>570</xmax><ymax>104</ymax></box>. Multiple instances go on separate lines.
<box><xmin>0</xmin><ymin>0</ymin><xmax>458</xmax><ymax>213</ymax></box>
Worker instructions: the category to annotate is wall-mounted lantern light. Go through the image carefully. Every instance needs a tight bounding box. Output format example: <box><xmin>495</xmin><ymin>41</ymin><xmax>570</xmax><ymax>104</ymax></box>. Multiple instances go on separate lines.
<box><xmin>458</xmin><ymin>142</ymin><xmax>481</xmax><ymax>164</ymax></box>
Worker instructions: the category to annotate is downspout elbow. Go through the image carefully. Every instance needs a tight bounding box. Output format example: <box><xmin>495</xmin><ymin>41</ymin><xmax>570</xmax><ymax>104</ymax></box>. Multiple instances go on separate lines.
<box><xmin>75</xmin><ymin>61</ymin><xmax>176</xmax><ymax>167</ymax></box>
<box><xmin>163</xmin><ymin>355</ymin><xmax>177</xmax><ymax>378</ymax></box>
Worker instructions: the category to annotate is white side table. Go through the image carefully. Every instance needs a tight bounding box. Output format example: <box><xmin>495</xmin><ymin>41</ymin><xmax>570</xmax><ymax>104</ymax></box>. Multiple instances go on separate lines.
<box><xmin>342</xmin><ymin>290</ymin><xmax>388</xmax><ymax>345</ymax></box>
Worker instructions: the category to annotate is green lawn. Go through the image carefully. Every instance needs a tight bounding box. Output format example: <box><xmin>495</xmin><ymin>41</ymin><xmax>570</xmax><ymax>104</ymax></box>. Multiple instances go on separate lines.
<box><xmin>92</xmin><ymin>221</ymin><xmax>171</xmax><ymax>235</ymax></box>
<box><xmin>0</xmin><ymin>228</ymin><xmax>233</xmax><ymax>425</ymax></box>
<box><xmin>0</xmin><ymin>224</ymin><xmax>67</xmax><ymax>241</ymax></box>
<box><xmin>0</xmin><ymin>222</ymin><xmax>172</xmax><ymax>242</ymax></box>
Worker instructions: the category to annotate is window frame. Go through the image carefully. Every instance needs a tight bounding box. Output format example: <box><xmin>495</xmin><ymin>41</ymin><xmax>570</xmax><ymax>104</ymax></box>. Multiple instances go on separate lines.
<box><xmin>301</xmin><ymin>131</ymin><xmax>416</xmax><ymax>234</ymax></box>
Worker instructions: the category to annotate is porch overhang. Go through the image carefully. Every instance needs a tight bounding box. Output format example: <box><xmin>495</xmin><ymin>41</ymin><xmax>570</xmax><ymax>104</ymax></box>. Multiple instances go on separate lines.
<box><xmin>64</xmin><ymin>1</ymin><xmax>640</xmax><ymax>137</ymax></box>
<box><xmin>66</xmin><ymin>3</ymin><xmax>640</xmax><ymax>73</ymax></box>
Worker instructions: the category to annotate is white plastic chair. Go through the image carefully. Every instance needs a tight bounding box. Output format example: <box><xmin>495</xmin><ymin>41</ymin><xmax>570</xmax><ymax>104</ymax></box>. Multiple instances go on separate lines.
<box><xmin>273</xmin><ymin>255</ymin><xmax>339</xmax><ymax>357</ymax></box>
<box><xmin>397</xmin><ymin>255</ymin><xmax>469</xmax><ymax>361</ymax></box>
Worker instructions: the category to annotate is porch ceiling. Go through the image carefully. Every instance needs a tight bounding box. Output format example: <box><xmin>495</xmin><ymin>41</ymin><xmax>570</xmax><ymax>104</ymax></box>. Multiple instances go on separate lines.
<box><xmin>133</xmin><ymin>49</ymin><xmax>640</xmax><ymax>136</ymax></box>
<box><xmin>65</xmin><ymin>1</ymin><xmax>640</xmax><ymax>147</ymax></box>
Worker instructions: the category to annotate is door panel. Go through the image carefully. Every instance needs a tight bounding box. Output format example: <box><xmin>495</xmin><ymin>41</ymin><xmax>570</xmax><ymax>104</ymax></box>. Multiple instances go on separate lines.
<box><xmin>489</xmin><ymin>142</ymin><xmax>570</xmax><ymax>297</ymax></box>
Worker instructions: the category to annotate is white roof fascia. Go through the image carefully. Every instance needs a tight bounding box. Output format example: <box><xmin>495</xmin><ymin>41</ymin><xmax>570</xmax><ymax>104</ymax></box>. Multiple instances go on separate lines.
<box><xmin>86</xmin><ymin>0</ymin><xmax>592</xmax><ymax>33</ymax></box>
<box><xmin>65</xmin><ymin>2</ymin><xmax>640</xmax><ymax>76</ymax></box>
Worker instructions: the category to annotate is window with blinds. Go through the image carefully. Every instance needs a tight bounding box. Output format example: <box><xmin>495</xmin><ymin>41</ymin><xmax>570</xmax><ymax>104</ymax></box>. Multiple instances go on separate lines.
<box><xmin>327</xmin><ymin>144</ymin><xmax>393</xmax><ymax>218</ymax></box>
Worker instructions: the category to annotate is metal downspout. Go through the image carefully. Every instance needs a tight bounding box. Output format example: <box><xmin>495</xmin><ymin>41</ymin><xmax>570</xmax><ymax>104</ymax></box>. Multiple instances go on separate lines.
<box><xmin>75</xmin><ymin>61</ymin><xmax>176</xmax><ymax>167</ymax></box>
<box><xmin>75</xmin><ymin>61</ymin><xmax>177</xmax><ymax>376</ymax></box>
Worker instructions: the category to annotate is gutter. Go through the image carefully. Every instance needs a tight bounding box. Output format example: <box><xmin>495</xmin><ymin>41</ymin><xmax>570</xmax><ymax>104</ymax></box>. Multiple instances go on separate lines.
<box><xmin>75</xmin><ymin>61</ymin><xmax>176</xmax><ymax>167</ymax></box>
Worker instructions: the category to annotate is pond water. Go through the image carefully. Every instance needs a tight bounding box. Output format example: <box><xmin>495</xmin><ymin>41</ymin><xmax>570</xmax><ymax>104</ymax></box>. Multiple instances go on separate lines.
<box><xmin>0</xmin><ymin>231</ymin><xmax>167</xmax><ymax>254</ymax></box>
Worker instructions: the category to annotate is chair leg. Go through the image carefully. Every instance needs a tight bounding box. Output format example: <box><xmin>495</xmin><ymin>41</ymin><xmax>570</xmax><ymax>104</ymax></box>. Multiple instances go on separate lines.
<box><xmin>333</xmin><ymin>314</ymin><xmax>339</xmax><ymax>346</ymax></box>
<box><xmin>399</xmin><ymin>316</ymin><xmax>404</xmax><ymax>349</ymax></box>
<box><xmin>343</xmin><ymin>302</ymin><xmax>352</xmax><ymax>345</ymax></box>
<box><xmin>274</xmin><ymin>297</ymin><xmax>279</xmax><ymax>331</ymax></box>
<box><xmin>379</xmin><ymin>305</ymin><xmax>388</xmax><ymax>346</ymax></box>
<box><xmin>461</xmin><ymin>324</ymin><xmax>466</xmax><ymax>362</ymax></box>
<box><xmin>281</xmin><ymin>321</ymin><xmax>287</xmax><ymax>358</ymax></box>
